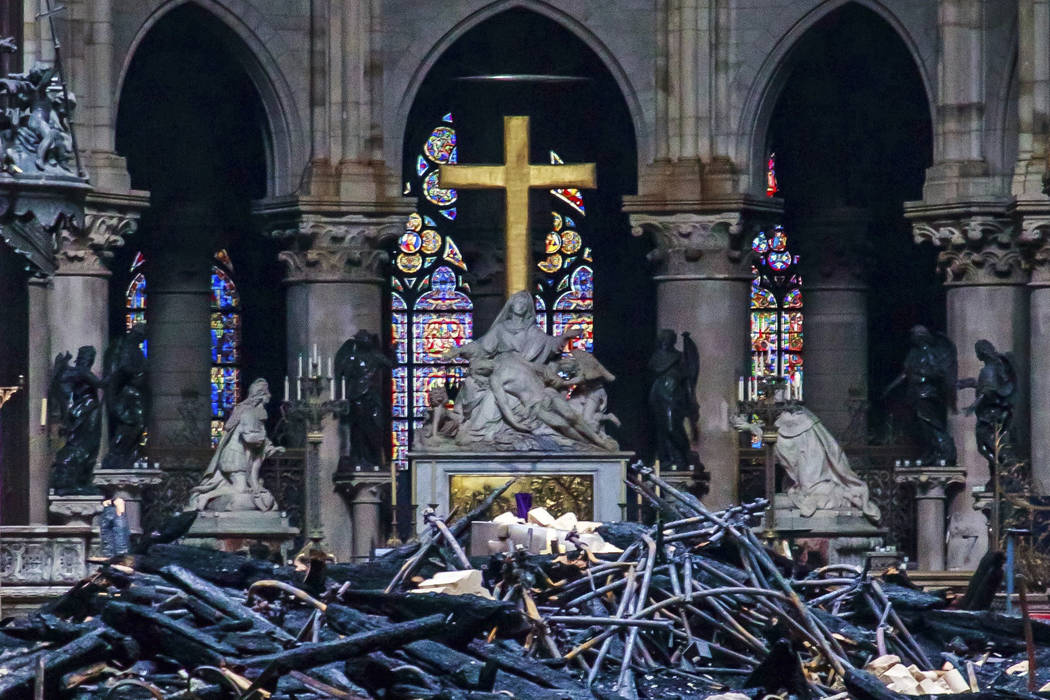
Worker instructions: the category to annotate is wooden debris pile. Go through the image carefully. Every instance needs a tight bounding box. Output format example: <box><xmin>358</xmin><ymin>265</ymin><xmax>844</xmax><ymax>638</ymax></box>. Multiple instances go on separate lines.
<box><xmin>8</xmin><ymin>470</ymin><xmax>1050</xmax><ymax>698</ymax></box>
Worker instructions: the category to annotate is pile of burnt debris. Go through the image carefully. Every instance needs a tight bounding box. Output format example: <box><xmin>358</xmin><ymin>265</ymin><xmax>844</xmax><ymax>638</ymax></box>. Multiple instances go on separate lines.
<box><xmin>4</xmin><ymin>470</ymin><xmax>1050</xmax><ymax>700</ymax></box>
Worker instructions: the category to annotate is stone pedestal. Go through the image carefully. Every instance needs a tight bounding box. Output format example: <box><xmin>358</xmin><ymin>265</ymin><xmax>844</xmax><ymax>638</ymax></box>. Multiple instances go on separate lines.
<box><xmin>771</xmin><ymin>494</ymin><xmax>885</xmax><ymax>568</ymax></box>
<box><xmin>92</xmin><ymin>468</ymin><xmax>164</xmax><ymax>534</ymax></box>
<box><xmin>410</xmin><ymin>451</ymin><xmax>632</xmax><ymax>533</ymax></box>
<box><xmin>333</xmin><ymin>467</ymin><xmax>388</xmax><ymax>560</ymax></box>
<box><xmin>185</xmin><ymin>510</ymin><xmax>299</xmax><ymax>560</ymax></box>
<box><xmin>48</xmin><ymin>494</ymin><xmax>104</xmax><ymax>527</ymax></box>
<box><xmin>895</xmin><ymin>464</ymin><xmax>966</xmax><ymax>571</ymax></box>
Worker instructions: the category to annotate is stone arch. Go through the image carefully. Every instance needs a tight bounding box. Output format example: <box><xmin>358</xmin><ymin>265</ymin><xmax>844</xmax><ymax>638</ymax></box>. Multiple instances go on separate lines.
<box><xmin>389</xmin><ymin>0</ymin><xmax>649</xmax><ymax>175</ymax></box>
<box><xmin>738</xmin><ymin>0</ymin><xmax>936</xmax><ymax>196</ymax></box>
<box><xmin>115</xmin><ymin>0</ymin><xmax>305</xmax><ymax>195</ymax></box>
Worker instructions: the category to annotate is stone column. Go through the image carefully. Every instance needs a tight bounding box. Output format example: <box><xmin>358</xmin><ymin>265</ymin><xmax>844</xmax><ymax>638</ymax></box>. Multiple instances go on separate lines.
<box><xmin>913</xmin><ymin>216</ymin><xmax>1028</xmax><ymax>568</ymax></box>
<box><xmin>333</xmin><ymin>474</ymin><xmax>387</xmax><ymax>560</ymax></box>
<box><xmin>26</xmin><ymin>277</ymin><xmax>49</xmax><ymax>524</ymax></box>
<box><xmin>628</xmin><ymin>212</ymin><xmax>756</xmax><ymax>510</ymax></box>
<box><xmin>1021</xmin><ymin>219</ymin><xmax>1050</xmax><ymax>494</ymax></box>
<box><xmin>794</xmin><ymin>208</ymin><xmax>871</xmax><ymax>439</ymax></box>
<box><xmin>895</xmin><ymin>465</ymin><xmax>966</xmax><ymax>571</ymax></box>
<box><xmin>266</xmin><ymin>211</ymin><xmax>401</xmax><ymax>561</ymax></box>
<box><xmin>146</xmin><ymin>216</ymin><xmax>213</xmax><ymax>451</ymax></box>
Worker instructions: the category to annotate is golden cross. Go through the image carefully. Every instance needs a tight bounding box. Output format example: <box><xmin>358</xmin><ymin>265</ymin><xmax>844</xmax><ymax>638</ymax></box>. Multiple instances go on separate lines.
<box><xmin>439</xmin><ymin>116</ymin><xmax>596</xmax><ymax>297</ymax></box>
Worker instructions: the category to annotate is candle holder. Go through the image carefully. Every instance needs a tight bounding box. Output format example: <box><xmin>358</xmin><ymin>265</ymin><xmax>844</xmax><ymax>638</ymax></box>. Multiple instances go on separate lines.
<box><xmin>734</xmin><ymin>374</ymin><xmax>803</xmax><ymax>540</ymax></box>
<box><xmin>0</xmin><ymin>375</ymin><xmax>24</xmax><ymax>410</ymax></box>
<box><xmin>283</xmin><ymin>360</ymin><xmax>348</xmax><ymax>550</ymax></box>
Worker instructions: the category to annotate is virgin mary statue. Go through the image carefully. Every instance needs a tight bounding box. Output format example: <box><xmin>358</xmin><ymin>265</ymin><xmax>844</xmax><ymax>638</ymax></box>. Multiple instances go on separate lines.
<box><xmin>456</xmin><ymin>290</ymin><xmax>577</xmax><ymax>363</ymax></box>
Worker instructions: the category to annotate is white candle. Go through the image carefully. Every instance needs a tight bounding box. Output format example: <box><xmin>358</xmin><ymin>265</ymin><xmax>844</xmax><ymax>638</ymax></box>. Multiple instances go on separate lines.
<box><xmin>328</xmin><ymin>355</ymin><xmax>333</xmax><ymax>378</ymax></box>
<box><xmin>284</xmin><ymin>375</ymin><xmax>289</xmax><ymax>399</ymax></box>
<box><xmin>297</xmin><ymin>377</ymin><xmax>302</xmax><ymax>401</ymax></box>
<box><xmin>737</xmin><ymin>377</ymin><xmax>744</xmax><ymax>403</ymax></box>
<box><xmin>329</xmin><ymin>377</ymin><xmax>335</xmax><ymax>398</ymax></box>
<box><xmin>313</xmin><ymin>344</ymin><xmax>318</xmax><ymax>368</ymax></box>
<box><xmin>40</xmin><ymin>398</ymin><xmax>47</xmax><ymax>427</ymax></box>
<box><xmin>342</xmin><ymin>377</ymin><xmax>346</xmax><ymax>400</ymax></box>
<box><xmin>298</xmin><ymin>354</ymin><xmax>303</xmax><ymax>377</ymax></box>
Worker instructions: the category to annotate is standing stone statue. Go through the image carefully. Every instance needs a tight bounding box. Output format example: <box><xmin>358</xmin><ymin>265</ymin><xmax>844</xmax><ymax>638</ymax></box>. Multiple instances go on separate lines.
<box><xmin>958</xmin><ymin>339</ymin><xmax>1017</xmax><ymax>478</ymax></box>
<box><xmin>335</xmin><ymin>330</ymin><xmax>391</xmax><ymax>469</ymax></box>
<box><xmin>884</xmin><ymin>325</ymin><xmax>958</xmax><ymax>465</ymax></box>
<box><xmin>647</xmin><ymin>329</ymin><xmax>699</xmax><ymax>468</ymax></box>
<box><xmin>101</xmin><ymin>325</ymin><xmax>147</xmax><ymax>470</ymax></box>
<box><xmin>187</xmin><ymin>378</ymin><xmax>284</xmax><ymax>511</ymax></box>
<box><xmin>49</xmin><ymin>346</ymin><xmax>103</xmax><ymax>494</ymax></box>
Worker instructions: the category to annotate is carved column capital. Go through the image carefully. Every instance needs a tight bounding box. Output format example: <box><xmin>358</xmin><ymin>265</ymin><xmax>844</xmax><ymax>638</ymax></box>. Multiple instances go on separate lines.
<box><xmin>630</xmin><ymin>211</ymin><xmax>763</xmax><ymax>279</ymax></box>
<box><xmin>265</xmin><ymin>213</ymin><xmax>403</xmax><ymax>284</ymax></box>
<box><xmin>1018</xmin><ymin>216</ymin><xmax>1050</xmax><ymax>286</ymax></box>
<box><xmin>54</xmin><ymin>192</ymin><xmax>145</xmax><ymax>277</ymax></box>
<box><xmin>912</xmin><ymin>216</ymin><xmax>1025</xmax><ymax>284</ymax></box>
<box><xmin>895</xmin><ymin>465</ymin><xmax>967</xmax><ymax>498</ymax></box>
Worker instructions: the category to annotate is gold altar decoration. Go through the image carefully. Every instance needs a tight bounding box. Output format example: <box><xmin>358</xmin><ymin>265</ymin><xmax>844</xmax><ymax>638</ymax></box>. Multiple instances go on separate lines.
<box><xmin>439</xmin><ymin>116</ymin><xmax>596</xmax><ymax>298</ymax></box>
<box><xmin>449</xmin><ymin>474</ymin><xmax>594</xmax><ymax>521</ymax></box>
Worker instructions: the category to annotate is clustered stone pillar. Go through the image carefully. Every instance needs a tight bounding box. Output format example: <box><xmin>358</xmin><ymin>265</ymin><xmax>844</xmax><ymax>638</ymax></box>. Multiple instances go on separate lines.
<box><xmin>794</xmin><ymin>208</ymin><xmax>871</xmax><ymax>439</ymax></box>
<box><xmin>912</xmin><ymin>218</ymin><xmax>1029</xmax><ymax>569</ymax></box>
<box><xmin>628</xmin><ymin>212</ymin><xmax>753</xmax><ymax>510</ymax></box>
<box><xmin>269</xmin><ymin>213</ymin><xmax>401</xmax><ymax>561</ymax></box>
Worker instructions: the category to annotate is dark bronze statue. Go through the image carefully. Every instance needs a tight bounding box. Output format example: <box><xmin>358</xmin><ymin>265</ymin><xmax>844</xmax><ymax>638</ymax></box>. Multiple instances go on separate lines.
<box><xmin>49</xmin><ymin>346</ymin><xmax>103</xmax><ymax>494</ymax></box>
<box><xmin>0</xmin><ymin>59</ymin><xmax>77</xmax><ymax>175</ymax></box>
<box><xmin>101</xmin><ymin>325</ymin><xmax>148</xmax><ymax>470</ymax></box>
<box><xmin>335</xmin><ymin>330</ymin><xmax>391</xmax><ymax>470</ymax></box>
<box><xmin>648</xmin><ymin>329</ymin><xmax>699</xmax><ymax>468</ymax></box>
<box><xmin>884</xmin><ymin>325</ymin><xmax>958</xmax><ymax>465</ymax></box>
<box><xmin>958</xmin><ymin>339</ymin><xmax>1017</xmax><ymax>478</ymax></box>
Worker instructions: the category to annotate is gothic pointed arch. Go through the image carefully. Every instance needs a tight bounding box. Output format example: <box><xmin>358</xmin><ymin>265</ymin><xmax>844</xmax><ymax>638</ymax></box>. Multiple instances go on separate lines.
<box><xmin>739</xmin><ymin>0</ymin><xmax>936</xmax><ymax>196</ymax></box>
<box><xmin>115</xmin><ymin>0</ymin><xmax>305</xmax><ymax>195</ymax></box>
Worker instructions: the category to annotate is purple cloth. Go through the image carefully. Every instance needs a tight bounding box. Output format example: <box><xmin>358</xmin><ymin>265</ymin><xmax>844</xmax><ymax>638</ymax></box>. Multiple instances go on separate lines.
<box><xmin>515</xmin><ymin>492</ymin><xmax>533</xmax><ymax>519</ymax></box>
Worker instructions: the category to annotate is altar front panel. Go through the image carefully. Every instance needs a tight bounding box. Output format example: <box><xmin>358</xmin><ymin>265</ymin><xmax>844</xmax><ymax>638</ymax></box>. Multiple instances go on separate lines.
<box><xmin>409</xmin><ymin>451</ymin><xmax>631</xmax><ymax>531</ymax></box>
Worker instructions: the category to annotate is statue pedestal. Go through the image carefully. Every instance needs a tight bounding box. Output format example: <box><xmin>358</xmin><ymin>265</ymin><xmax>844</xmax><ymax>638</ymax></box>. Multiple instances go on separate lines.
<box><xmin>895</xmin><ymin>464</ymin><xmax>966</xmax><ymax>571</ymax></box>
<box><xmin>92</xmin><ymin>468</ymin><xmax>164</xmax><ymax>534</ymax></box>
<box><xmin>771</xmin><ymin>494</ymin><xmax>885</xmax><ymax>568</ymax></box>
<box><xmin>48</xmin><ymin>494</ymin><xmax>104</xmax><ymax>527</ymax></box>
<box><xmin>410</xmin><ymin>451</ymin><xmax>632</xmax><ymax>533</ymax></box>
<box><xmin>333</xmin><ymin>466</ymin><xmax>389</xmax><ymax>561</ymax></box>
<box><xmin>184</xmin><ymin>510</ymin><xmax>299</xmax><ymax>560</ymax></box>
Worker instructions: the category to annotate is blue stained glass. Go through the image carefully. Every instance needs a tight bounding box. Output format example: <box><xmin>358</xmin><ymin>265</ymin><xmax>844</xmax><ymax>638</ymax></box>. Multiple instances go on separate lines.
<box><xmin>442</xmin><ymin>112</ymin><xmax>453</xmax><ymax>123</ymax></box>
<box><xmin>440</xmin><ymin>208</ymin><xmax>457</xmax><ymax>220</ymax></box>
<box><xmin>423</xmin><ymin>215</ymin><xmax>437</xmax><ymax>227</ymax></box>
<box><xmin>416</xmin><ymin>155</ymin><xmax>428</xmax><ymax>176</ymax></box>
<box><xmin>752</xmin><ymin>232</ymin><xmax>769</xmax><ymax>254</ymax></box>
<box><xmin>211</xmin><ymin>267</ymin><xmax>239</xmax><ymax>309</ymax></box>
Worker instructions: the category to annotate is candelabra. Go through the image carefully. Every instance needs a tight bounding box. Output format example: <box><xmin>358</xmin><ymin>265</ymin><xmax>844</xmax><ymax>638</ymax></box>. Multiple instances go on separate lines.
<box><xmin>283</xmin><ymin>353</ymin><xmax>347</xmax><ymax>542</ymax></box>
<box><xmin>734</xmin><ymin>374</ymin><xmax>803</xmax><ymax>538</ymax></box>
<box><xmin>0</xmin><ymin>375</ymin><xmax>23</xmax><ymax>410</ymax></box>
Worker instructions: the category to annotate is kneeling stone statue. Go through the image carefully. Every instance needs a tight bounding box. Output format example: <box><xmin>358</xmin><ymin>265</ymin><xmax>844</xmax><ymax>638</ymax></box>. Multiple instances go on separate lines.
<box><xmin>187</xmin><ymin>378</ymin><xmax>284</xmax><ymax>512</ymax></box>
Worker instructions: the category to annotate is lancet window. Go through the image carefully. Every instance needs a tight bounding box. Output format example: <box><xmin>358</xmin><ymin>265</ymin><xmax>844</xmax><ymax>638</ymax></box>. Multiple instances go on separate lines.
<box><xmin>391</xmin><ymin>113</ymin><xmax>473</xmax><ymax>472</ymax></box>
<box><xmin>122</xmin><ymin>250</ymin><xmax>243</xmax><ymax>446</ymax></box>
<box><xmin>534</xmin><ymin>152</ymin><xmax>594</xmax><ymax>353</ymax></box>
<box><xmin>749</xmin><ymin>225</ymin><xmax>803</xmax><ymax>385</ymax></box>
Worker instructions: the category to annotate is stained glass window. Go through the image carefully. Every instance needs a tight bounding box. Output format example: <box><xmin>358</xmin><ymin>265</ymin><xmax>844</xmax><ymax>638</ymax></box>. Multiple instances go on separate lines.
<box><xmin>766</xmin><ymin>151</ymin><xmax>778</xmax><ymax>197</ymax></box>
<box><xmin>535</xmin><ymin>153</ymin><xmax>594</xmax><ymax>353</ymax></box>
<box><xmin>210</xmin><ymin>258</ymin><xmax>241</xmax><ymax>446</ymax></box>
<box><xmin>391</xmin><ymin>113</ymin><xmax>474</xmax><ymax>472</ymax></box>
<box><xmin>750</xmin><ymin>225</ymin><xmax>802</xmax><ymax>383</ymax></box>
<box><xmin>123</xmin><ymin>251</ymin><xmax>243</xmax><ymax>446</ymax></box>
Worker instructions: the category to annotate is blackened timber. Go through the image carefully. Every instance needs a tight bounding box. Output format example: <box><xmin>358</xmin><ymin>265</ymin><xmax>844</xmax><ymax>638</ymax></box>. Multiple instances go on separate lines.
<box><xmin>240</xmin><ymin>613</ymin><xmax>446</xmax><ymax>673</ymax></box>
<box><xmin>159</xmin><ymin>564</ymin><xmax>296</xmax><ymax>643</ymax></box>
<box><xmin>101</xmin><ymin>601</ymin><xmax>235</xmax><ymax>667</ymax></box>
<box><xmin>0</xmin><ymin>630</ymin><xmax>110</xmax><ymax>699</ymax></box>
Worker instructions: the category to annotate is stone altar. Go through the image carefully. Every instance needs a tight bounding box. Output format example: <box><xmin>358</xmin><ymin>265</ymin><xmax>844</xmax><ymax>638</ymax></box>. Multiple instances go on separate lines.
<box><xmin>411</xmin><ymin>451</ymin><xmax>631</xmax><ymax>532</ymax></box>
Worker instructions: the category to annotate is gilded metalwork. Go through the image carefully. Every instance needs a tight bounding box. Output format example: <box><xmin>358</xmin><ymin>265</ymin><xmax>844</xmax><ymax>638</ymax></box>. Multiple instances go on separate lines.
<box><xmin>439</xmin><ymin>116</ymin><xmax>596</xmax><ymax>297</ymax></box>
<box><xmin>449</xmin><ymin>474</ymin><xmax>593</xmax><ymax>521</ymax></box>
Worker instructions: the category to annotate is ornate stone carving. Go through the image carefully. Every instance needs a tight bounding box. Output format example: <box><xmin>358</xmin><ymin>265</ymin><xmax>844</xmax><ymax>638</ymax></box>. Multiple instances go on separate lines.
<box><xmin>913</xmin><ymin>216</ymin><xmax>1024</xmax><ymax>283</ymax></box>
<box><xmin>895</xmin><ymin>464</ymin><xmax>966</xmax><ymax>497</ymax></box>
<box><xmin>54</xmin><ymin>208</ymin><xmax>139</xmax><ymax>276</ymax></box>
<box><xmin>629</xmin><ymin>212</ymin><xmax>751</xmax><ymax>277</ymax></box>
<box><xmin>1018</xmin><ymin>216</ymin><xmax>1050</xmax><ymax>284</ymax></box>
<box><xmin>0</xmin><ymin>533</ymin><xmax>87</xmax><ymax>585</ymax></box>
<box><xmin>266</xmin><ymin>214</ymin><xmax>402</xmax><ymax>283</ymax></box>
